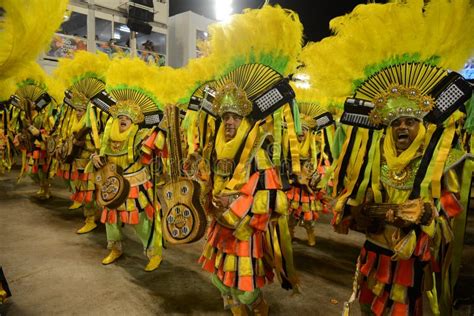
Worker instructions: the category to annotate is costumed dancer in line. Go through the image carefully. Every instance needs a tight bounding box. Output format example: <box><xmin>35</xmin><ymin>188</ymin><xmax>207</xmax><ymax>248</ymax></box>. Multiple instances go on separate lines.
<box><xmin>193</xmin><ymin>5</ymin><xmax>303</xmax><ymax>315</ymax></box>
<box><xmin>0</xmin><ymin>81</ymin><xmax>16</xmax><ymax>174</ymax></box>
<box><xmin>9</xmin><ymin>63</ymin><xmax>63</xmax><ymax>199</ymax></box>
<box><xmin>298</xmin><ymin>0</ymin><xmax>474</xmax><ymax>314</ymax></box>
<box><xmin>285</xmin><ymin>86</ymin><xmax>334</xmax><ymax>246</ymax></box>
<box><xmin>90</xmin><ymin>58</ymin><xmax>164</xmax><ymax>271</ymax></box>
<box><xmin>0</xmin><ymin>0</ymin><xmax>69</xmax><ymax>305</ymax></box>
<box><xmin>54</xmin><ymin>51</ymin><xmax>110</xmax><ymax>234</ymax></box>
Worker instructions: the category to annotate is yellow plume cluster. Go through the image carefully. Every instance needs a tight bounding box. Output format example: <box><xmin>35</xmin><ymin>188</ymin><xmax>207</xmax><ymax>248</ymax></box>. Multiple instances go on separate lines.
<box><xmin>298</xmin><ymin>0</ymin><xmax>474</xmax><ymax>103</ymax></box>
<box><xmin>106</xmin><ymin>57</ymin><xmax>163</xmax><ymax>110</ymax></box>
<box><xmin>159</xmin><ymin>5</ymin><xmax>304</xmax><ymax>105</ymax></box>
<box><xmin>12</xmin><ymin>62</ymin><xmax>64</xmax><ymax>103</ymax></box>
<box><xmin>0</xmin><ymin>79</ymin><xmax>16</xmax><ymax>102</ymax></box>
<box><xmin>54</xmin><ymin>51</ymin><xmax>110</xmax><ymax>89</ymax></box>
<box><xmin>0</xmin><ymin>0</ymin><xmax>69</xmax><ymax>79</ymax></box>
<box><xmin>206</xmin><ymin>5</ymin><xmax>303</xmax><ymax>76</ymax></box>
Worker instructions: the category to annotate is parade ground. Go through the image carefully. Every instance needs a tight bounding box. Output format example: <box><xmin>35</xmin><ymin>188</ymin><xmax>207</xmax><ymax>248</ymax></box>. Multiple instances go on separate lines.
<box><xmin>0</xmin><ymin>168</ymin><xmax>366</xmax><ymax>315</ymax></box>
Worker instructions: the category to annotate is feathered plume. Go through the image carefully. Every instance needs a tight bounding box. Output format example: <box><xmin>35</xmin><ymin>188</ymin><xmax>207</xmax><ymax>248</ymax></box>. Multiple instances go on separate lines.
<box><xmin>297</xmin><ymin>0</ymin><xmax>474</xmax><ymax>103</ymax></box>
<box><xmin>54</xmin><ymin>51</ymin><xmax>110</xmax><ymax>98</ymax></box>
<box><xmin>0</xmin><ymin>0</ymin><xmax>69</xmax><ymax>79</ymax></box>
<box><xmin>106</xmin><ymin>57</ymin><xmax>163</xmax><ymax>113</ymax></box>
<box><xmin>159</xmin><ymin>5</ymin><xmax>304</xmax><ymax>105</ymax></box>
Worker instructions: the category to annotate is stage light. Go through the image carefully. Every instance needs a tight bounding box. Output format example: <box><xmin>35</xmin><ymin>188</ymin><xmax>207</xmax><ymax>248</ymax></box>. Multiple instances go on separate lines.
<box><xmin>215</xmin><ymin>0</ymin><xmax>233</xmax><ymax>22</ymax></box>
<box><xmin>293</xmin><ymin>73</ymin><xmax>311</xmax><ymax>89</ymax></box>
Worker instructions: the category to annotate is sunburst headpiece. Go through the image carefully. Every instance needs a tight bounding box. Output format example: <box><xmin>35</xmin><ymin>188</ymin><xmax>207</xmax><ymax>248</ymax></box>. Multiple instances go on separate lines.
<box><xmin>297</xmin><ymin>0</ymin><xmax>474</xmax><ymax>127</ymax></box>
<box><xmin>106</xmin><ymin>57</ymin><xmax>163</xmax><ymax>124</ymax></box>
<box><xmin>11</xmin><ymin>62</ymin><xmax>64</xmax><ymax>111</ymax></box>
<box><xmin>54</xmin><ymin>51</ymin><xmax>110</xmax><ymax>111</ymax></box>
<box><xmin>213</xmin><ymin>82</ymin><xmax>252</xmax><ymax>117</ymax></box>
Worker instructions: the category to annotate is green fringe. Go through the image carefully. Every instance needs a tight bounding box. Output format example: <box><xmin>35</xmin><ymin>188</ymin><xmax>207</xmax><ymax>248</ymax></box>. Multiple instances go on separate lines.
<box><xmin>351</xmin><ymin>53</ymin><xmax>441</xmax><ymax>93</ymax></box>
<box><xmin>177</xmin><ymin>51</ymin><xmax>290</xmax><ymax>106</ymax></box>
<box><xmin>292</xmin><ymin>99</ymin><xmax>302</xmax><ymax>135</ymax></box>
<box><xmin>71</xmin><ymin>72</ymin><xmax>106</xmax><ymax>85</ymax></box>
<box><xmin>106</xmin><ymin>84</ymin><xmax>163</xmax><ymax>110</ymax></box>
<box><xmin>464</xmin><ymin>97</ymin><xmax>474</xmax><ymax>133</ymax></box>
<box><xmin>16</xmin><ymin>78</ymin><xmax>47</xmax><ymax>91</ymax></box>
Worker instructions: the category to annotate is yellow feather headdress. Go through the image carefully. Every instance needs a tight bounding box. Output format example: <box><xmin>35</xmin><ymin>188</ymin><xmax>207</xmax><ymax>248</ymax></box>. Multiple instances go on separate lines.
<box><xmin>0</xmin><ymin>0</ymin><xmax>69</xmax><ymax>80</ymax></box>
<box><xmin>54</xmin><ymin>51</ymin><xmax>110</xmax><ymax>110</ymax></box>
<box><xmin>11</xmin><ymin>62</ymin><xmax>64</xmax><ymax>110</ymax></box>
<box><xmin>106</xmin><ymin>57</ymin><xmax>163</xmax><ymax>123</ymax></box>
<box><xmin>159</xmin><ymin>5</ymin><xmax>304</xmax><ymax>106</ymax></box>
<box><xmin>298</xmin><ymin>0</ymin><xmax>474</xmax><ymax>123</ymax></box>
<box><xmin>0</xmin><ymin>78</ymin><xmax>16</xmax><ymax>102</ymax></box>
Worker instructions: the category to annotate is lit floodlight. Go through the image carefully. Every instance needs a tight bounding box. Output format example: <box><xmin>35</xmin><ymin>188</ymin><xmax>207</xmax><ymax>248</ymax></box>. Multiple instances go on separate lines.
<box><xmin>293</xmin><ymin>73</ymin><xmax>311</xmax><ymax>89</ymax></box>
<box><xmin>215</xmin><ymin>0</ymin><xmax>233</xmax><ymax>22</ymax></box>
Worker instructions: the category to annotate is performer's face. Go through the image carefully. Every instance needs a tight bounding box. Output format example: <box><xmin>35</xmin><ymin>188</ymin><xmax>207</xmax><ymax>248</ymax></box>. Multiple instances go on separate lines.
<box><xmin>391</xmin><ymin>117</ymin><xmax>420</xmax><ymax>151</ymax></box>
<box><xmin>298</xmin><ymin>127</ymin><xmax>308</xmax><ymax>142</ymax></box>
<box><xmin>75</xmin><ymin>108</ymin><xmax>85</xmax><ymax>120</ymax></box>
<box><xmin>222</xmin><ymin>112</ymin><xmax>242</xmax><ymax>141</ymax></box>
<box><xmin>118</xmin><ymin>115</ymin><xmax>132</xmax><ymax>132</ymax></box>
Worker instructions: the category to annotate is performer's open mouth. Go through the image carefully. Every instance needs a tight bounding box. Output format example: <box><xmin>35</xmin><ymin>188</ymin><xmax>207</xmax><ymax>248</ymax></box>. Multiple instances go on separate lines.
<box><xmin>120</xmin><ymin>121</ymin><xmax>128</xmax><ymax>128</ymax></box>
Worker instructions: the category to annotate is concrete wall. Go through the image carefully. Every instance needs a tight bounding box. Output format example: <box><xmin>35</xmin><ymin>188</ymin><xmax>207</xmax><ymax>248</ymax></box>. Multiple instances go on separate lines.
<box><xmin>168</xmin><ymin>11</ymin><xmax>215</xmax><ymax>68</ymax></box>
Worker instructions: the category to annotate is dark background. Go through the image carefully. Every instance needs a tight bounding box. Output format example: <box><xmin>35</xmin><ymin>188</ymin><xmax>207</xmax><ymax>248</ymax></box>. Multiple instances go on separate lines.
<box><xmin>169</xmin><ymin>0</ymin><xmax>386</xmax><ymax>43</ymax></box>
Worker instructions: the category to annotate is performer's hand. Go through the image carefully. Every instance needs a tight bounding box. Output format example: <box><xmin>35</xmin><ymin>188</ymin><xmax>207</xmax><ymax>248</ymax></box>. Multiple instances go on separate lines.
<box><xmin>92</xmin><ymin>154</ymin><xmax>105</xmax><ymax>169</ymax></box>
<box><xmin>13</xmin><ymin>134</ymin><xmax>21</xmax><ymax>147</ymax></box>
<box><xmin>394</xmin><ymin>199</ymin><xmax>425</xmax><ymax>225</ymax></box>
<box><xmin>212</xmin><ymin>195</ymin><xmax>231</xmax><ymax>209</ymax></box>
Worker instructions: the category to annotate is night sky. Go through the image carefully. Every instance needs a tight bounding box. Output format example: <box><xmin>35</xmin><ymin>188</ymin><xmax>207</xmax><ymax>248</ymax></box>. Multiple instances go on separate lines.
<box><xmin>169</xmin><ymin>0</ymin><xmax>386</xmax><ymax>43</ymax></box>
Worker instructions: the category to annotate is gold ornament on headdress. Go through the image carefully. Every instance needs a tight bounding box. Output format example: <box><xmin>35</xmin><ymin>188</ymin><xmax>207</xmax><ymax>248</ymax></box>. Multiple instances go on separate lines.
<box><xmin>109</xmin><ymin>100</ymin><xmax>145</xmax><ymax>124</ymax></box>
<box><xmin>69</xmin><ymin>90</ymin><xmax>89</xmax><ymax>111</ymax></box>
<box><xmin>354</xmin><ymin>63</ymin><xmax>443</xmax><ymax>126</ymax></box>
<box><xmin>298</xmin><ymin>102</ymin><xmax>327</xmax><ymax>130</ymax></box>
<box><xmin>213</xmin><ymin>82</ymin><xmax>252</xmax><ymax>118</ymax></box>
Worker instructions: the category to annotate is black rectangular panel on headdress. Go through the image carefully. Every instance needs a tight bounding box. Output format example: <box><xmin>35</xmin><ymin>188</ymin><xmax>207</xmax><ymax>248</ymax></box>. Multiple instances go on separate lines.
<box><xmin>9</xmin><ymin>95</ymin><xmax>21</xmax><ymax>109</ymax></box>
<box><xmin>34</xmin><ymin>93</ymin><xmax>51</xmax><ymax>110</ymax></box>
<box><xmin>144</xmin><ymin>111</ymin><xmax>163</xmax><ymax>127</ymax></box>
<box><xmin>424</xmin><ymin>72</ymin><xmax>472</xmax><ymax>125</ymax></box>
<box><xmin>313</xmin><ymin>112</ymin><xmax>334</xmax><ymax>132</ymax></box>
<box><xmin>63</xmin><ymin>89</ymin><xmax>74</xmax><ymax>108</ymax></box>
<box><xmin>91</xmin><ymin>90</ymin><xmax>116</xmax><ymax>113</ymax></box>
<box><xmin>188</xmin><ymin>86</ymin><xmax>218</xmax><ymax>118</ymax></box>
<box><xmin>341</xmin><ymin>98</ymin><xmax>383</xmax><ymax>130</ymax></box>
<box><xmin>251</xmin><ymin>78</ymin><xmax>295</xmax><ymax>121</ymax></box>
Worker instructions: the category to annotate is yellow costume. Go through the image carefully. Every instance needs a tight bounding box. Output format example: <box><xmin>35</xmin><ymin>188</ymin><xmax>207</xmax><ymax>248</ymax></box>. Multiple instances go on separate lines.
<box><xmin>296</xmin><ymin>0</ymin><xmax>474</xmax><ymax>314</ymax></box>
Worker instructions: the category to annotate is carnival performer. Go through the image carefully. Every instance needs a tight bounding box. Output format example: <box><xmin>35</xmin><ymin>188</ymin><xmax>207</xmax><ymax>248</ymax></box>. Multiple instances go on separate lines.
<box><xmin>297</xmin><ymin>0</ymin><xmax>474</xmax><ymax>314</ymax></box>
<box><xmin>0</xmin><ymin>81</ymin><xmax>17</xmax><ymax>175</ymax></box>
<box><xmin>54</xmin><ymin>51</ymin><xmax>110</xmax><ymax>234</ymax></box>
<box><xmin>90</xmin><ymin>58</ymin><xmax>163</xmax><ymax>271</ymax></box>
<box><xmin>286</xmin><ymin>92</ymin><xmax>333</xmax><ymax>246</ymax></box>
<box><xmin>9</xmin><ymin>63</ymin><xmax>63</xmax><ymax>199</ymax></box>
<box><xmin>185</xmin><ymin>6</ymin><xmax>304</xmax><ymax>315</ymax></box>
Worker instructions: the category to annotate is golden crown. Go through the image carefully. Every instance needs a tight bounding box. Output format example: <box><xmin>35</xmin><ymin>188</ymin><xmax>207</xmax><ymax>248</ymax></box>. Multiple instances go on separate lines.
<box><xmin>70</xmin><ymin>90</ymin><xmax>89</xmax><ymax>111</ymax></box>
<box><xmin>109</xmin><ymin>100</ymin><xmax>144</xmax><ymax>124</ymax></box>
<box><xmin>213</xmin><ymin>82</ymin><xmax>252</xmax><ymax>118</ymax></box>
<box><xmin>368</xmin><ymin>84</ymin><xmax>435</xmax><ymax>126</ymax></box>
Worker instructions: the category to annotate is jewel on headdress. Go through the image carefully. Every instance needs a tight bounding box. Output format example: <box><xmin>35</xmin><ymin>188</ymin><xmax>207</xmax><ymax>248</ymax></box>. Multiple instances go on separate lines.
<box><xmin>70</xmin><ymin>90</ymin><xmax>89</xmax><ymax>110</ymax></box>
<box><xmin>109</xmin><ymin>100</ymin><xmax>144</xmax><ymax>123</ymax></box>
<box><xmin>213</xmin><ymin>81</ymin><xmax>252</xmax><ymax>118</ymax></box>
